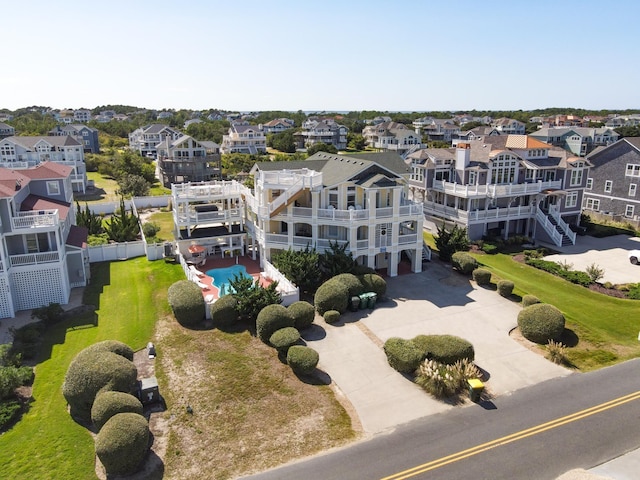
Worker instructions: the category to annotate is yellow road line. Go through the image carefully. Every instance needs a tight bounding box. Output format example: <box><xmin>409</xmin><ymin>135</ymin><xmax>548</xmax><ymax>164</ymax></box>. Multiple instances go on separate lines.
<box><xmin>381</xmin><ymin>390</ymin><xmax>640</xmax><ymax>480</ymax></box>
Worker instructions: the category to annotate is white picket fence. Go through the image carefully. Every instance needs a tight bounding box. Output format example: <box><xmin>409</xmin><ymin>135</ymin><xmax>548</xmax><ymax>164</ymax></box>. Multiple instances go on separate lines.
<box><xmin>88</xmin><ymin>241</ymin><xmax>146</xmax><ymax>262</ymax></box>
<box><xmin>85</xmin><ymin>195</ymin><xmax>170</xmax><ymax>215</ymax></box>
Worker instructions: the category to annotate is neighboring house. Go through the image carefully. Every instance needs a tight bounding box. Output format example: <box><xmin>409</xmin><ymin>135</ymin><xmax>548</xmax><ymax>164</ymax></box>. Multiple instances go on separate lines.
<box><xmin>220</xmin><ymin>122</ymin><xmax>267</xmax><ymax>154</ymax></box>
<box><xmin>0</xmin><ymin>122</ymin><xmax>15</xmax><ymax>139</ymax></box>
<box><xmin>413</xmin><ymin>117</ymin><xmax>460</xmax><ymax>142</ymax></box>
<box><xmin>362</xmin><ymin>121</ymin><xmax>421</xmax><ymax>153</ymax></box>
<box><xmin>0</xmin><ymin>162</ymin><xmax>90</xmax><ymax>319</ymax></box>
<box><xmin>57</xmin><ymin>109</ymin><xmax>75</xmax><ymax>124</ymax></box>
<box><xmin>128</xmin><ymin>124</ymin><xmax>182</xmax><ymax>158</ymax></box>
<box><xmin>156</xmin><ymin>135</ymin><xmax>221</xmax><ymax>187</ymax></box>
<box><xmin>491</xmin><ymin>117</ymin><xmax>526</xmax><ymax>135</ymax></box>
<box><xmin>0</xmin><ymin>136</ymin><xmax>87</xmax><ymax>193</ymax></box>
<box><xmin>184</xmin><ymin>118</ymin><xmax>202</xmax><ymax>129</ymax></box>
<box><xmin>261</xmin><ymin>118</ymin><xmax>295</xmax><ymax>134</ymax></box>
<box><xmin>408</xmin><ymin>135</ymin><xmax>590</xmax><ymax>247</ymax></box>
<box><xmin>530</xmin><ymin>127</ymin><xmax>619</xmax><ymax>157</ymax></box>
<box><xmin>605</xmin><ymin>114</ymin><xmax>640</xmax><ymax>128</ymax></box>
<box><xmin>0</xmin><ymin>114</ymin><xmax>14</xmax><ymax>122</ymax></box>
<box><xmin>73</xmin><ymin>109</ymin><xmax>92</xmax><ymax>123</ymax></box>
<box><xmin>171</xmin><ymin>152</ymin><xmax>426</xmax><ymax>278</ymax></box>
<box><xmin>452</xmin><ymin>126</ymin><xmax>501</xmax><ymax>146</ymax></box>
<box><xmin>48</xmin><ymin>124</ymin><xmax>100</xmax><ymax>153</ymax></box>
<box><xmin>296</xmin><ymin>118</ymin><xmax>348</xmax><ymax>150</ymax></box>
<box><xmin>583</xmin><ymin>137</ymin><xmax>640</xmax><ymax>221</ymax></box>
<box><xmin>157</xmin><ymin>111</ymin><xmax>173</xmax><ymax>120</ymax></box>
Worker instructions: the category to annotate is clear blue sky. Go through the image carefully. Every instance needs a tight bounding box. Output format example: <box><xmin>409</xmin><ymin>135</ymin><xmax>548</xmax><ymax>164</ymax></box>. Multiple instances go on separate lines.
<box><xmin>3</xmin><ymin>0</ymin><xmax>639</xmax><ymax>112</ymax></box>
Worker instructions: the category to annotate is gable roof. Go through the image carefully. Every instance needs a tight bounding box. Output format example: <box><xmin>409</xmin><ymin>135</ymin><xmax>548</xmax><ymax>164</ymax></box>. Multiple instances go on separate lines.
<box><xmin>2</xmin><ymin>135</ymin><xmax>82</xmax><ymax>148</ymax></box>
<box><xmin>504</xmin><ymin>135</ymin><xmax>551</xmax><ymax>149</ymax></box>
<box><xmin>20</xmin><ymin>194</ymin><xmax>70</xmax><ymax>220</ymax></box>
<box><xmin>21</xmin><ymin>161</ymin><xmax>72</xmax><ymax>179</ymax></box>
<box><xmin>66</xmin><ymin>225</ymin><xmax>88</xmax><ymax>248</ymax></box>
<box><xmin>0</xmin><ymin>169</ymin><xmax>31</xmax><ymax>197</ymax></box>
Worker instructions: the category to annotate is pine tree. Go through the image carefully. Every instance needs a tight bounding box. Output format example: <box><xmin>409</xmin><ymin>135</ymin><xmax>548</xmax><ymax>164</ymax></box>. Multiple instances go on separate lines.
<box><xmin>104</xmin><ymin>197</ymin><xmax>140</xmax><ymax>242</ymax></box>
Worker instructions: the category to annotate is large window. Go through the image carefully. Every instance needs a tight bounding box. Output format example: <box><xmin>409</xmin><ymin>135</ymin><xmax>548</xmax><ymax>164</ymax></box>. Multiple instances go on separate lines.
<box><xmin>604</xmin><ymin>180</ymin><xmax>613</xmax><ymax>193</ymax></box>
<box><xmin>565</xmin><ymin>191</ymin><xmax>578</xmax><ymax>208</ymax></box>
<box><xmin>490</xmin><ymin>155</ymin><xmax>518</xmax><ymax>184</ymax></box>
<box><xmin>625</xmin><ymin>164</ymin><xmax>640</xmax><ymax>177</ymax></box>
<box><xmin>46</xmin><ymin>181</ymin><xmax>60</xmax><ymax>196</ymax></box>
<box><xmin>625</xmin><ymin>205</ymin><xmax>635</xmax><ymax>218</ymax></box>
<box><xmin>468</xmin><ymin>171</ymin><xmax>476</xmax><ymax>185</ymax></box>
<box><xmin>584</xmin><ymin>198</ymin><xmax>600</xmax><ymax>210</ymax></box>
<box><xmin>410</xmin><ymin>163</ymin><xmax>424</xmax><ymax>182</ymax></box>
<box><xmin>570</xmin><ymin>162</ymin><xmax>585</xmax><ymax>186</ymax></box>
<box><xmin>586</xmin><ymin>177</ymin><xmax>593</xmax><ymax>190</ymax></box>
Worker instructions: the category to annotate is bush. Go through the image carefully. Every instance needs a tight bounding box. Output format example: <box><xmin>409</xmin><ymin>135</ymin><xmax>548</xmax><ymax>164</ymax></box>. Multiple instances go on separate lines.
<box><xmin>0</xmin><ymin>366</ymin><xmax>34</xmax><ymax>400</ymax></box>
<box><xmin>414</xmin><ymin>334</ymin><xmax>475</xmax><ymax>365</ymax></box>
<box><xmin>383</xmin><ymin>338</ymin><xmax>423</xmax><ymax>373</ymax></box>
<box><xmin>31</xmin><ymin>302</ymin><xmax>64</xmax><ymax>327</ymax></box>
<box><xmin>323</xmin><ymin>310</ymin><xmax>340</xmax><ymax>324</ymax></box>
<box><xmin>91</xmin><ymin>391</ymin><xmax>144</xmax><ymax>431</ymax></box>
<box><xmin>522</xmin><ymin>295</ymin><xmax>541</xmax><ymax>308</ymax></box>
<box><xmin>0</xmin><ymin>400</ymin><xmax>22</xmax><ymax>430</ymax></box>
<box><xmin>209</xmin><ymin>294</ymin><xmax>239</xmax><ymax>328</ymax></box>
<box><xmin>287</xmin><ymin>346</ymin><xmax>319</xmax><ymax>375</ymax></box>
<box><xmin>288</xmin><ymin>301</ymin><xmax>315</xmax><ymax>330</ymax></box>
<box><xmin>497</xmin><ymin>280</ymin><xmax>514</xmax><ymax>297</ymax></box>
<box><xmin>358</xmin><ymin>273</ymin><xmax>387</xmax><ymax>298</ymax></box>
<box><xmin>434</xmin><ymin>224</ymin><xmax>469</xmax><ymax>262</ymax></box>
<box><xmin>472</xmin><ymin>268</ymin><xmax>492</xmax><ymax>286</ymax></box>
<box><xmin>332</xmin><ymin>273</ymin><xmax>365</xmax><ymax>297</ymax></box>
<box><xmin>63</xmin><ymin>347</ymin><xmax>138</xmax><ymax>423</ymax></box>
<box><xmin>141</xmin><ymin>222</ymin><xmax>160</xmax><ymax>238</ymax></box>
<box><xmin>168</xmin><ymin>280</ymin><xmax>205</xmax><ymax>327</ymax></box>
<box><xmin>314</xmin><ymin>279</ymin><xmax>349</xmax><ymax>315</ymax></box>
<box><xmin>525</xmin><ymin>258</ymin><xmax>593</xmax><ymax>287</ymax></box>
<box><xmin>415</xmin><ymin>359</ymin><xmax>482</xmax><ymax>399</ymax></box>
<box><xmin>9</xmin><ymin>323</ymin><xmax>45</xmax><ymax>360</ymax></box>
<box><xmin>256</xmin><ymin>304</ymin><xmax>294</xmax><ymax>343</ymax></box>
<box><xmin>83</xmin><ymin>340</ymin><xmax>134</xmax><ymax>362</ymax></box>
<box><xmin>546</xmin><ymin>339</ymin><xmax>567</xmax><ymax>365</ymax></box>
<box><xmin>95</xmin><ymin>412</ymin><xmax>150</xmax><ymax>476</ymax></box>
<box><xmin>481</xmin><ymin>243</ymin><xmax>498</xmax><ymax>254</ymax></box>
<box><xmin>518</xmin><ymin>303</ymin><xmax>566</xmax><ymax>344</ymax></box>
<box><xmin>451</xmin><ymin>252</ymin><xmax>478</xmax><ymax>274</ymax></box>
<box><xmin>269</xmin><ymin>327</ymin><xmax>300</xmax><ymax>353</ymax></box>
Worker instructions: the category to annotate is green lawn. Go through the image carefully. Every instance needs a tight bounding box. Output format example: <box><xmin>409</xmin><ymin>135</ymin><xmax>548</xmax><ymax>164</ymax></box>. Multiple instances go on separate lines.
<box><xmin>0</xmin><ymin>258</ymin><xmax>184</xmax><ymax>480</ymax></box>
<box><xmin>473</xmin><ymin>253</ymin><xmax>640</xmax><ymax>370</ymax></box>
<box><xmin>145</xmin><ymin>210</ymin><xmax>175</xmax><ymax>241</ymax></box>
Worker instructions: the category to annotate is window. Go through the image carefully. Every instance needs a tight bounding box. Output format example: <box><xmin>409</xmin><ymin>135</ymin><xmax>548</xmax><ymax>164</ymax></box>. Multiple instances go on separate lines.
<box><xmin>525</xmin><ymin>168</ymin><xmax>535</xmax><ymax>180</ymax></box>
<box><xmin>586</xmin><ymin>177</ymin><xmax>593</xmax><ymax>190</ymax></box>
<box><xmin>490</xmin><ymin>155</ymin><xmax>518</xmax><ymax>184</ymax></box>
<box><xmin>328</xmin><ymin>225</ymin><xmax>338</xmax><ymax>238</ymax></box>
<box><xmin>625</xmin><ymin>205</ymin><xmax>635</xmax><ymax>218</ymax></box>
<box><xmin>570</xmin><ymin>166</ymin><xmax>584</xmax><ymax>186</ymax></box>
<box><xmin>565</xmin><ymin>191</ymin><xmax>578</xmax><ymax>208</ymax></box>
<box><xmin>604</xmin><ymin>180</ymin><xmax>613</xmax><ymax>193</ymax></box>
<box><xmin>46</xmin><ymin>181</ymin><xmax>60</xmax><ymax>196</ymax></box>
<box><xmin>630</xmin><ymin>184</ymin><xmax>637</xmax><ymax>197</ymax></box>
<box><xmin>584</xmin><ymin>198</ymin><xmax>600</xmax><ymax>210</ymax></box>
<box><xmin>347</xmin><ymin>186</ymin><xmax>356</xmax><ymax>208</ymax></box>
<box><xmin>625</xmin><ymin>164</ymin><xmax>640</xmax><ymax>177</ymax></box>
<box><xmin>410</xmin><ymin>163</ymin><xmax>424</xmax><ymax>182</ymax></box>
<box><xmin>328</xmin><ymin>188</ymin><xmax>338</xmax><ymax>208</ymax></box>
<box><xmin>468</xmin><ymin>171</ymin><xmax>476</xmax><ymax>185</ymax></box>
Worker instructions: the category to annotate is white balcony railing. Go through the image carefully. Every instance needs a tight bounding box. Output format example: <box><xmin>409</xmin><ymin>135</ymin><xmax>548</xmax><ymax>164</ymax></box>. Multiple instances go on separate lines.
<box><xmin>423</xmin><ymin>201</ymin><xmax>536</xmax><ymax>223</ymax></box>
<box><xmin>431</xmin><ymin>179</ymin><xmax>563</xmax><ymax>198</ymax></box>
<box><xmin>398</xmin><ymin>233</ymin><xmax>418</xmax><ymax>245</ymax></box>
<box><xmin>11</xmin><ymin>210</ymin><xmax>59</xmax><ymax>230</ymax></box>
<box><xmin>9</xmin><ymin>251</ymin><xmax>61</xmax><ymax>267</ymax></box>
<box><xmin>172</xmin><ymin>181</ymin><xmax>245</xmax><ymax>200</ymax></box>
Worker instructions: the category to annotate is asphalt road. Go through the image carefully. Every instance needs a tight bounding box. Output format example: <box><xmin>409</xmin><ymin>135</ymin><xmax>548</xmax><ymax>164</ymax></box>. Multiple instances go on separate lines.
<box><xmin>242</xmin><ymin>359</ymin><xmax>640</xmax><ymax>480</ymax></box>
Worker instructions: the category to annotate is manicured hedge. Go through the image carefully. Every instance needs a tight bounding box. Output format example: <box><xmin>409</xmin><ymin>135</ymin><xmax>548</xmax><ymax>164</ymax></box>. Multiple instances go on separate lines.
<box><xmin>359</xmin><ymin>273</ymin><xmax>387</xmax><ymax>298</ymax></box>
<box><xmin>451</xmin><ymin>252</ymin><xmax>478</xmax><ymax>274</ymax></box>
<box><xmin>323</xmin><ymin>310</ymin><xmax>340</xmax><ymax>324</ymax></box>
<box><xmin>288</xmin><ymin>301</ymin><xmax>315</xmax><ymax>330</ymax></box>
<box><xmin>256</xmin><ymin>304</ymin><xmax>294</xmax><ymax>343</ymax></box>
<box><xmin>91</xmin><ymin>391</ymin><xmax>144</xmax><ymax>431</ymax></box>
<box><xmin>518</xmin><ymin>303</ymin><xmax>565</xmax><ymax>344</ymax></box>
<box><xmin>413</xmin><ymin>334</ymin><xmax>475</xmax><ymax>365</ymax></box>
<box><xmin>287</xmin><ymin>346</ymin><xmax>319</xmax><ymax>375</ymax></box>
<box><xmin>209</xmin><ymin>294</ymin><xmax>239</xmax><ymax>328</ymax></box>
<box><xmin>525</xmin><ymin>258</ymin><xmax>592</xmax><ymax>287</ymax></box>
<box><xmin>95</xmin><ymin>412</ymin><xmax>150</xmax><ymax>476</ymax></box>
<box><xmin>83</xmin><ymin>340</ymin><xmax>135</xmax><ymax>362</ymax></box>
<box><xmin>472</xmin><ymin>268</ymin><xmax>492</xmax><ymax>286</ymax></box>
<box><xmin>269</xmin><ymin>327</ymin><xmax>300</xmax><ymax>353</ymax></box>
<box><xmin>332</xmin><ymin>273</ymin><xmax>365</xmax><ymax>297</ymax></box>
<box><xmin>63</xmin><ymin>347</ymin><xmax>138</xmax><ymax>423</ymax></box>
<box><xmin>167</xmin><ymin>280</ymin><xmax>205</xmax><ymax>327</ymax></box>
<box><xmin>497</xmin><ymin>280</ymin><xmax>515</xmax><ymax>297</ymax></box>
<box><xmin>383</xmin><ymin>338</ymin><xmax>423</xmax><ymax>373</ymax></box>
<box><xmin>522</xmin><ymin>295</ymin><xmax>541</xmax><ymax>308</ymax></box>
<box><xmin>314</xmin><ymin>279</ymin><xmax>349</xmax><ymax>315</ymax></box>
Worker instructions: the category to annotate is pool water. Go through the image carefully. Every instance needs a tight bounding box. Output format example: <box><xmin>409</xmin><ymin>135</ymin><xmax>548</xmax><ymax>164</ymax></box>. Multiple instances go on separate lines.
<box><xmin>205</xmin><ymin>264</ymin><xmax>252</xmax><ymax>296</ymax></box>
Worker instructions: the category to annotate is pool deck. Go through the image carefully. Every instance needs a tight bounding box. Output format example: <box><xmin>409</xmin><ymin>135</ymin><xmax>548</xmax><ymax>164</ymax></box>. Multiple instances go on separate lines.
<box><xmin>192</xmin><ymin>255</ymin><xmax>271</xmax><ymax>300</ymax></box>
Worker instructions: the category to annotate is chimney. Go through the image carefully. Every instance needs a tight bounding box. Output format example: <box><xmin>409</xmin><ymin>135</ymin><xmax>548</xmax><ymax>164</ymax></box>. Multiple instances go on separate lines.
<box><xmin>456</xmin><ymin>143</ymin><xmax>471</xmax><ymax>170</ymax></box>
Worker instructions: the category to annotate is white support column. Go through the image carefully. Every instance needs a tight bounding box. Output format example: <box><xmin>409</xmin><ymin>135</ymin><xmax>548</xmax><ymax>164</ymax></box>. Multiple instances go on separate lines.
<box><xmin>388</xmin><ymin>251</ymin><xmax>399</xmax><ymax>277</ymax></box>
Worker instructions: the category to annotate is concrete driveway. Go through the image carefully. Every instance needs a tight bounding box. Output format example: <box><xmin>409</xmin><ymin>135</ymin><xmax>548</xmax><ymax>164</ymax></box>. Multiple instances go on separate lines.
<box><xmin>305</xmin><ymin>261</ymin><xmax>570</xmax><ymax>435</ymax></box>
<box><xmin>543</xmin><ymin>234</ymin><xmax>640</xmax><ymax>285</ymax></box>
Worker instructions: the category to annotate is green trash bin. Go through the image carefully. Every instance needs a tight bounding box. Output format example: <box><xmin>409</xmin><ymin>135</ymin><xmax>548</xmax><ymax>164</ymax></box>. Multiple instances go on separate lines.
<box><xmin>359</xmin><ymin>293</ymin><xmax>368</xmax><ymax>310</ymax></box>
<box><xmin>369</xmin><ymin>293</ymin><xmax>378</xmax><ymax>309</ymax></box>
<box><xmin>468</xmin><ymin>378</ymin><xmax>484</xmax><ymax>402</ymax></box>
<box><xmin>350</xmin><ymin>296</ymin><xmax>360</xmax><ymax>312</ymax></box>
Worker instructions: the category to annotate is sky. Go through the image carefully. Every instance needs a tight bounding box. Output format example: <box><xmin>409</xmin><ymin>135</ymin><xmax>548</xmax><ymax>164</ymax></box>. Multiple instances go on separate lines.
<box><xmin>2</xmin><ymin>0</ymin><xmax>640</xmax><ymax>113</ymax></box>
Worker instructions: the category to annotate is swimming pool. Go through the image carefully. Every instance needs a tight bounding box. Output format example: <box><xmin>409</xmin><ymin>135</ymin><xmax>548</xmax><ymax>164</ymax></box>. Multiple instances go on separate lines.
<box><xmin>205</xmin><ymin>264</ymin><xmax>252</xmax><ymax>296</ymax></box>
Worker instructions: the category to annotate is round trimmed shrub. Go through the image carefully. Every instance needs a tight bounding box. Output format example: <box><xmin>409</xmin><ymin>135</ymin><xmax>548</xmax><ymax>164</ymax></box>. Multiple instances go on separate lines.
<box><xmin>518</xmin><ymin>303</ymin><xmax>565</xmax><ymax>344</ymax></box>
<box><xmin>95</xmin><ymin>412</ymin><xmax>150</xmax><ymax>476</ymax></box>
<box><xmin>472</xmin><ymin>268</ymin><xmax>492</xmax><ymax>286</ymax></box>
<box><xmin>359</xmin><ymin>273</ymin><xmax>387</xmax><ymax>298</ymax></box>
<box><xmin>314</xmin><ymin>279</ymin><xmax>349</xmax><ymax>315</ymax></box>
<box><xmin>522</xmin><ymin>295</ymin><xmax>541</xmax><ymax>308</ymax></box>
<box><xmin>497</xmin><ymin>279</ymin><xmax>515</xmax><ymax>297</ymax></box>
<box><xmin>83</xmin><ymin>340</ymin><xmax>134</xmax><ymax>362</ymax></box>
<box><xmin>91</xmin><ymin>391</ymin><xmax>143</xmax><ymax>431</ymax></box>
<box><xmin>256</xmin><ymin>304</ymin><xmax>294</xmax><ymax>343</ymax></box>
<box><xmin>269</xmin><ymin>327</ymin><xmax>300</xmax><ymax>353</ymax></box>
<box><xmin>383</xmin><ymin>337</ymin><xmax>423</xmax><ymax>373</ymax></box>
<box><xmin>209</xmin><ymin>294</ymin><xmax>239</xmax><ymax>328</ymax></box>
<box><xmin>287</xmin><ymin>345</ymin><xmax>319</xmax><ymax>375</ymax></box>
<box><xmin>323</xmin><ymin>310</ymin><xmax>340</xmax><ymax>324</ymax></box>
<box><xmin>288</xmin><ymin>301</ymin><xmax>315</xmax><ymax>330</ymax></box>
<box><xmin>168</xmin><ymin>280</ymin><xmax>205</xmax><ymax>327</ymax></box>
<box><xmin>63</xmin><ymin>349</ymin><xmax>138</xmax><ymax>423</ymax></box>
<box><xmin>451</xmin><ymin>252</ymin><xmax>478</xmax><ymax>274</ymax></box>
<box><xmin>416</xmin><ymin>334</ymin><xmax>475</xmax><ymax>365</ymax></box>
<box><xmin>332</xmin><ymin>273</ymin><xmax>365</xmax><ymax>297</ymax></box>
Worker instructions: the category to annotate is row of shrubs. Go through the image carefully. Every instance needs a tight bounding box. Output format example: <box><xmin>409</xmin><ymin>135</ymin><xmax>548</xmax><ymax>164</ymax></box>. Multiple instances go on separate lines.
<box><xmin>62</xmin><ymin>341</ymin><xmax>151</xmax><ymax>476</ymax></box>
<box><xmin>525</xmin><ymin>258</ymin><xmax>593</xmax><ymax>287</ymax></box>
<box><xmin>0</xmin><ymin>343</ymin><xmax>35</xmax><ymax>431</ymax></box>
<box><xmin>314</xmin><ymin>273</ymin><xmax>386</xmax><ymax>316</ymax></box>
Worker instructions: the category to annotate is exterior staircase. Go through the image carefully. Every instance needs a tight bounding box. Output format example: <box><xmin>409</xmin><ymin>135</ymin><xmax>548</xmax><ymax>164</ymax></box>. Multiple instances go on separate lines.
<box><xmin>536</xmin><ymin>206</ymin><xmax>576</xmax><ymax>247</ymax></box>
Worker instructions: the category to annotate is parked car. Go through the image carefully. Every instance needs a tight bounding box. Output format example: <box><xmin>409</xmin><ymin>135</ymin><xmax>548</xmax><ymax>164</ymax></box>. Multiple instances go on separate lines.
<box><xmin>629</xmin><ymin>250</ymin><xmax>640</xmax><ymax>265</ymax></box>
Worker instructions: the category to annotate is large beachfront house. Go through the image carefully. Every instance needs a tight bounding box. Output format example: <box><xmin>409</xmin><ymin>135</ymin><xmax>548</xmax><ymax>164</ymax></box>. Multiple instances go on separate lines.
<box><xmin>128</xmin><ymin>124</ymin><xmax>182</xmax><ymax>158</ymax></box>
<box><xmin>48</xmin><ymin>124</ymin><xmax>100</xmax><ymax>154</ymax></box>
<box><xmin>0</xmin><ymin>135</ymin><xmax>88</xmax><ymax>193</ymax></box>
<box><xmin>220</xmin><ymin>122</ymin><xmax>267</xmax><ymax>154</ymax></box>
<box><xmin>408</xmin><ymin>135</ymin><xmax>590</xmax><ymax>247</ymax></box>
<box><xmin>155</xmin><ymin>135</ymin><xmax>221</xmax><ymax>187</ymax></box>
<box><xmin>171</xmin><ymin>152</ymin><xmax>427</xmax><ymax>278</ymax></box>
<box><xmin>0</xmin><ymin>162</ymin><xmax>89</xmax><ymax>319</ymax></box>
<box><xmin>362</xmin><ymin>121</ymin><xmax>422</xmax><ymax>154</ymax></box>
